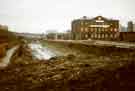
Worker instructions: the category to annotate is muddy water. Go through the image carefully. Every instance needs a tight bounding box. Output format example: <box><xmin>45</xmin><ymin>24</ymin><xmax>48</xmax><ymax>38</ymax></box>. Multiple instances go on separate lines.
<box><xmin>28</xmin><ymin>43</ymin><xmax>57</xmax><ymax>60</ymax></box>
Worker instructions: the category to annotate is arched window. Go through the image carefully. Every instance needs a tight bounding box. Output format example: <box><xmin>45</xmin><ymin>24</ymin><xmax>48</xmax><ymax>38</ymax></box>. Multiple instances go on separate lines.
<box><xmin>81</xmin><ymin>22</ymin><xmax>83</xmax><ymax>25</ymax></box>
<box><xmin>105</xmin><ymin>34</ymin><xmax>108</xmax><ymax>38</ymax></box>
<box><xmin>110</xmin><ymin>34</ymin><xmax>113</xmax><ymax>38</ymax></box>
<box><xmin>114</xmin><ymin>34</ymin><xmax>117</xmax><ymax>38</ymax></box>
<box><xmin>81</xmin><ymin>27</ymin><xmax>84</xmax><ymax>32</ymax></box>
<box><xmin>85</xmin><ymin>28</ymin><xmax>88</xmax><ymax>32</ymax></box>
<box><xmin>91</xmin><ymin>28</ymin><xmax>93</xmax><ymax>32</ymax></box>
<box><xmin>114</xmin><ymin>28</ymin><xmax>117</xmax><ymax>32</ymax></box>
<box><xmin>95</xmin><ymin>34</ymin><xmax>97</xmax><ymax>38</ymax></box>
<box><xmin>98</xmin><ymin>34</ymin><xmax>101</xmax><ymax>39</ymax></box>
<box><xmin>102</xmin><ymin>34</ymin><xmax>104</xmax><ymax>38</ymax></box>
<box><xmin>91</xmin><ymin>34</ymin><xmax>94</xmax><ymax>38</ymax></box>
<box><xmin>110</xmin><ymin>28</ymin><xmax>113</xmax><ymax>32</ymax></box>
<box><xmin>85</xmin><ymin>34</ymin><xmax>88</xmax><ymax>38</ymax></box>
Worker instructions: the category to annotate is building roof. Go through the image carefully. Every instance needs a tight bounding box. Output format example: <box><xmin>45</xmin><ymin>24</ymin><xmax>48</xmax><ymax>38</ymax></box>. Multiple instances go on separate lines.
<box><xmin>73</xmin><ymin>16</ymin><xmax>119</xmax><ymax>22</ymax></box>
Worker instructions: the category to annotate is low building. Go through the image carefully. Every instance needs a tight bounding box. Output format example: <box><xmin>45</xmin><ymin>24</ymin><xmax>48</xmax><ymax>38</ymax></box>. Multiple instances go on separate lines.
<box><xmin>46</xmin><ymin>31</ymin><xmax>72</xmax><ymax>40</ymax></box>
<box><xmin>119</xmin><ymin>32</ymin><xmax>135</xmax><ymax>42</ymax></box>
<box><xmin>0</xmin><ymin>25</ymin><xmax>8</xmax><ymax>30</ymax></box>
<box><xmin>15</xmin><ymin>32</ymin><xmax>44</xmax><ymax>39</ymax></box>
<box><xmin>71</xmin><ymin>16</ymin><xmax>119</xmax><ymax>40</ymax></box>
<box><xmin>127</xmin><ymin>21</ymin><xmax>133</xmax><ymax>32</ymax></box>
<box><xmin>46</xmin><ymin>33</ymin><xmax>57</xmax><ymax>40</ymax></box>
<box><xmin>133</xmin><ymin>23</ymin><xmax>135</xmax><ymax>32</ymax></box>
<box><xmin>118</xmin><ymin>21</ymin><xmax>135</xmax><ymax>42</ymax></box>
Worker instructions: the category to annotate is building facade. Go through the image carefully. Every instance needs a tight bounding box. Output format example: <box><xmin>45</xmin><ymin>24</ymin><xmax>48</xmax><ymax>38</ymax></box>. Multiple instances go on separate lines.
<box><xmin>119</xmin><ymin>32</ymin><xmax>135</xmax><ymax>42</ymax></box>
<box><xmin>72</xmin><ymin>16</ymin><xmax>119</xmax><ymax>40</ymax></box>
<box><xmin>118</xmin><ymin>21</ymin><xmax>135</xmax><ymax>42</ymax></box>
<box><xmin>127</xmin><ymin>21</ymin><xmax>133</xmax><ymax>32</ymax></box>
<box><xmin>134</xmin><ymin>24</ymin><xmax>135</xmax><ymax>32</ymax></box>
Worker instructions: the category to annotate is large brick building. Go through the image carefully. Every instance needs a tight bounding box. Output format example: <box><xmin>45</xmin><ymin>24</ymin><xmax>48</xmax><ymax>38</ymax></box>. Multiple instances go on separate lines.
<box><xmin>71</xmin><ymin>16</ymin><xmax>119</xmax><ymax>40</ymax></box>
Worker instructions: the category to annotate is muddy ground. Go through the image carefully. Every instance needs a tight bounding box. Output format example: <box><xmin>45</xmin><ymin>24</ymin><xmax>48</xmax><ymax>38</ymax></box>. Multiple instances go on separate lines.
<box><xmin>0</xmin><ymin>41</ymin><xmax>135</xmax><ymax>91</ymax></box>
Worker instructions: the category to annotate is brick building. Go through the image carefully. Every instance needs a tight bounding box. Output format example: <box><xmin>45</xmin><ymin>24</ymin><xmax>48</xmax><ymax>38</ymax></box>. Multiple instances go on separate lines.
<box><xmin>71</xmin><ymin>16</ymin><xmax>119</xmax><ymax>40</ymax></box>
<box><xmin>119</xmin><ymin>32</ymin><xmax>135</xmax><ymax>42</ymax></box>
<box><xmin>119</xmin><ymin>21</ymin><xmax>135</xmax><ymax>42</ymax></box>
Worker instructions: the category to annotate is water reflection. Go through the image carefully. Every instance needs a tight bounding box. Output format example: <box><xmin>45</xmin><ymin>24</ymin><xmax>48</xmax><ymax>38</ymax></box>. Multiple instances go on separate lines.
<box><xmin>28</xmin><ymin>43</ymin><xmax>56</xmax><ymax>60</ymax></box>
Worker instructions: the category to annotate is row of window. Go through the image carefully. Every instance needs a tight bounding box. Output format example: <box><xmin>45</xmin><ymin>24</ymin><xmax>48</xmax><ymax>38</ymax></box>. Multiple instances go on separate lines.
<box><xmin>84</xmin><ymin>34</ymin><xmax>118</xmax><ymax>39</ymax></box>
<box><xmin>80</xmin><ymin>27</ymin><xmax>118</xmax><ymax>32</ymax></box>
<box><xmin>80</xmin><ymin>22</ymin><xmax>114</xmax><ymax>26</ymax></box>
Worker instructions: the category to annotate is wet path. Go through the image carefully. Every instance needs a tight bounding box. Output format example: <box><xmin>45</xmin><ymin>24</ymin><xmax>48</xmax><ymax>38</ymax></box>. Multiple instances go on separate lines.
<box><xmin>0</xmin><ymin>46</ymin><xmax>19</xmax><ymax>67</ymax></box>
<box><xmin>28</xmin><ymin>43</ymin><xmax>58</xmax><ymax>60</ymax></box>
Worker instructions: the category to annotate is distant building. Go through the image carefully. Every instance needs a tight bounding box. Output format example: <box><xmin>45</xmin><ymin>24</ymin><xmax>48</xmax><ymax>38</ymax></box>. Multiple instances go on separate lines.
<box><xmin>0</xmin><ymin>25</ymin><xmax>8</xmax><ymax>30</ymax></box>
<box><xmin>133</xmin><ymin>23</ymin><xmax>135</xmax><ymax>32</ymax></box>
<box><xmin>127</xmin><ymin>21</ymin><xmax>133</xmax><ymax>32</ymax></box>
<box><xmin>46</xmin><ymin>33</ymin><xmax>57</xmax><ymax>40</ymax></box>
<box><xmin>119</xmin><ymin>21</ymin><xmax>135</xmax><ymax>42</ymax></box>
<box><xmin>15</xmin><ymin>33</ymin><xmax>44</xmax><ymax>39</ymax></box>
<box><xmin>71</xmin><ymin>16</ymin><xmax>119</xmax><ymax>40</ymax></box>
<box><xmin>0</xmin><ymin>25</ymin><xmax>9</xmax><ymax>43</ymax></box>
<box><xmin>46</xmin><ymin>30</ymin><xmax>72</xmax><ymax>40</ymax></box>
<box><xmin>62</xmin><ymin>30</ymin><xmax>72</xmax><ymax>40</ymax></box>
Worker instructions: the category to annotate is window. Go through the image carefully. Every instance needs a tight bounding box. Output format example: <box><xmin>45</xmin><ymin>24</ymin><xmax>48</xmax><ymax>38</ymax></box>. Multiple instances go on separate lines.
<box><xmin>105</xmin><ymin>34</ymin><xmax>108</xmax><ymax>38</ymax></box>
<box><xmin>102</xmin><ymin>34</ymin><xmax>104</xmax><ymax>38</ymax></box>
<box><xmin>114</xmin><ymin>28</ymin><xmax>117</xmax><ymax>32</ymax></box>
<box><xmin>85</xmin><ymin>28</ymin><xmax>88</xmax><ymax>32</ymax></box>
<box><xmin>81</xmin><ymin>27</ymin><xmax>84</xmax><ymax>32</ymax></box>
<box><xmin>110</xmin><ymin>34</ymin><xmax>113</xmax><ymax>38</ymax></box>
<box><xmin>101</xmin><ymin>28</ymin><xmax>104</xmax><ymax>32</ymax></box>
<box><xmin>98</xmin><ymin>17</ymin><xmax>101</xmax><ymax>20</ymax></box>
<box><xmin>85</xmin><ymin>34</ymin><xmax>88</xmax><ymax>38</ymax></box>
<box><xmin>98</xmin><ymin>34</ymin><xmax>101</xmax><ymax>39</ymax></box>
<box><xmin>91</xmin><ymin>28</ymin><xmax>93</xmax><ymax>32</ymax></box>
<box><xmin>98</xmin><ymin>28</ymin><xmax>101</xmax><ymax>32</ymax></box>
<box><xmin>114</xmin><ymin>34</ymin><xmax>117</xmax><ymax>38</ymax></box>
<box><xmin>103</xmin><ymin>28</ymin><xmax>105</xmax><ymax>32</ymax></box>
<box><xmin>95</xmin><ymin>34</ymin><xmax>97</xmax><ymax>38</ymax></box>
<box><xmin>105</xmin><ymin>28</ymin><xmax>107</xmax><ymax>32</ymax></box>
<box><xmin>95</xmin><ymin>28</ymin><xmax>97</xmax><ymax>32</ymax></box>
<box><xmin>110</xmin><ymin>28</ymin><xmax>113</xmax><ymax>32</ymax></box>
<box><xmin>85</xmin><ymin>22</ymin><xmax>88</xmax><ymax>25</ymax></box>
<box><xmin>91</xmin><ymin>34</ymin><xmax>94</xmax><ymax>38</ymax></box>
<box><xmin>81</xmin><ymin>22</ymin><xmax>83</xmax><ymax>25</ymax></box>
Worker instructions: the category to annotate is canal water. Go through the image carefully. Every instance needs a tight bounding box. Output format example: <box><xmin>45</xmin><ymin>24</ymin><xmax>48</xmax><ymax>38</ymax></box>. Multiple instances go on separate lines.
<box><xmin>28</xmin><ymin>43</ymin><xmax>56</xmax><ymax>60</ymax></box>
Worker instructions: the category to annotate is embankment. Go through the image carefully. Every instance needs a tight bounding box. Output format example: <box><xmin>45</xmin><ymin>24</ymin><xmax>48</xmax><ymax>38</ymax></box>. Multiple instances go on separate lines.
<box><xmin>44</xmin><ymin>40</ymin><xmax>135</xmax><ymax>58</ymax></box>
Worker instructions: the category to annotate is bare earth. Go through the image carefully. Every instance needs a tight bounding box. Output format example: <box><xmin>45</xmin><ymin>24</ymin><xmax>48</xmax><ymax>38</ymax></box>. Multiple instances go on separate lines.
<box><xmin>0</xmin><ymin>40</ymin><xmax>135</xmax><ymax>91</ymax></box>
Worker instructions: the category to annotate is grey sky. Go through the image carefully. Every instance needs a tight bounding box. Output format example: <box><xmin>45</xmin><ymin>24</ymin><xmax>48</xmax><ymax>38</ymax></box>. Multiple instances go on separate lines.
<box><xmin>0</xmin><ymin>0</ymin><xmax>135</xmax><ymax>33</ymax></box>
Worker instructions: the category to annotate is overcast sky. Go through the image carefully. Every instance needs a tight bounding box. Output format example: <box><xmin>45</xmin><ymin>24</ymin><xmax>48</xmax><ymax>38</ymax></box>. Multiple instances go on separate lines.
<box><xmin>0</xmin><ymin>0</ymin><xmax>135</xmax><ymax>33</ymax></box>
